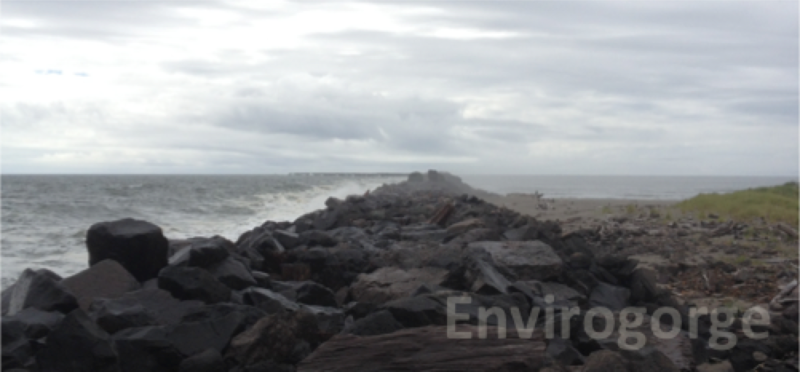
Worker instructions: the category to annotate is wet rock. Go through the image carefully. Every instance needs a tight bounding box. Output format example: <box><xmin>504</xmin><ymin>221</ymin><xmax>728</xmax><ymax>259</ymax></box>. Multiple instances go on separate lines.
<box><xmin>298</xmin><ymin>325</ymin><xmax>546</xmax><ymax>371</ymax></box>
<box><xmin>350</xmin><ymin>267</ymin><xmax>449</xmax><ymax>305</ymax></box>
<box><xmin>340</xmin><ymin>309</ymin><xmax>404</xmax><ymax>336</ymax></box>
<box><xmin>36</xmin><ymin>309</ymin><xmax>118</xmax><ymax>372</ymax></box>
<box><xmin>61</xmin><ymin>259</ymin><xmax>140</xmax><ymax>310</ymax></box>
<box><xmin>158</xmin><ymin>265</ymin><xmax>231</xmax><ymax>304</ymax></box>
<box><xmin>207</xmin><ymin>257</ymin><xmax>257</xmax><ymax>290</ymax></box>
<box><xmin>469</xmin><ymin>241</ymin><xmax>563</xmax><ymax>281</ymax></box>
<box><xmin>6</xmin><ymin>268</ymin><xmax>78</xmax><ymax>316</ymax></box>
<box><xmin>87</xmin><ymin>218</ymin><xmax>169</xmax><ymax>282</ymax></box>
<box><xmin>178</xmin><ymin>349</ymin><xmax>225</xmax><ymax>372</ymax></box>
<box><xmin>226</xmin><ymin>311</ymin><xmax>322</xmax><ymax>367</ymax></box>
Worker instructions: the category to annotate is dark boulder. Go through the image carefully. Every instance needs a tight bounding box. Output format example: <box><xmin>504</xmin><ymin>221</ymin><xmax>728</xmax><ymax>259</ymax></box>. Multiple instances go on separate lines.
<box><xmin>350</xmin><ymin>267</ymin><xmax>449</xmax><ymax>305</ymax></box>
<box><xmin>89</xmin><ymin>288</ymin><xmax>203</xmax><ymax>326</ymax></box>
<box><xmin>113</xmin><ymin>326</ymin><xmax>183</xmax><ymax>372</ymax></box>
<box><xmin>207</xmin><ymin>257</ymin><xmax>256</xmax><ymax>290</ymax></box>
<box><xmin>6</xmin><ymin>268</ymin><xmax>78</xmax><ymax>316</ymax></box>
<box><xmin>91</xmin><ymin>300</ymin><xmax>157</xmax><ymax>334</ymax></box>
<box><xmin>468</xmin><ymin>241</ymin><xmax>563</xmax><ymax>281</ymax></box>
<box><xmin>280</xmin><ymin>281</ymin><xmax>337</xmax><ymax>308</ymax></box>
<box><xmin>168</xmin><ymin>238</ymin><xmax>230</xmax><ymax>268</ymax></box>
<box><xmin>178</xmin><ymin>349</ymin><xmax>225</xmax><ymax>372</ymax></box>
<box><xmin>274</xmin><ymin>230</ymin><xmax>301</xmax><ymax>250</ymax></box>
<box><xmin>238</xmin><ymin>287</ymin><xmax>300</xmax><ymax>314</ymax></box>
<box><xmin>2</xmin><ymin>308</ymin><xmax>64</xmax><ymax>370</ymax></box>
<box><xmin>589</xmin><ymin>282</ymin><xmax>631</xmax><ymax>311</ymax></box>
<box><xmin>299</xmin><ymin>230</ymin><xmax>338</xmax><ymax>247</ymax></box>
<box><xmin>582</xmin><ymin>350</ymin><xmax>629</xmax><ymax>372</ymax></box>
<box><xmin>158</xmin><ymin>265</ymin><xmax>231</xmax><ymax>304</ymax></box>
<box><xmin>301</xmin><ymin>305</ymin><xmax>346</xmax><ymax>337</ymax></box>
<box><xmin>382</xmin><ymin>295</ymin><xmax>447</xmax><ymax>328</ymax></box>
<box><xmin>61</xmin><ymin>259</ymin><xmax>141</xmax><ymax>310</ymax></box>
<box><xmin>87</xmin><ymin>218</ymin><xmax>169</xmax><ymax>282</ymax></box>
<box><xmin>546</xmin><ymin>336</ymin><xmax>585</xmax><ymax>366</ymax></box>
<box><xmin>180</xmin><ymin>303</ymin><xmax>268</xmax><ymax>335</ymax></box>
<box><xmin>458</xmin><ymin>248</ymin><xmax>513</xmax><ymax>295</ymax></box>
<box><xmin>36</xmin><ymin>309</ymin><xmax>118</xmax><ymax>372</ymax></box>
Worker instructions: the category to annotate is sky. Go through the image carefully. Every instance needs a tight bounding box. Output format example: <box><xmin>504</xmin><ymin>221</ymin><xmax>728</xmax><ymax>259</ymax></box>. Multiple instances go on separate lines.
<box><xmin>1</xmin><ymin>1</ymin><xmax>797</xmax><ymax>176</ymax></box>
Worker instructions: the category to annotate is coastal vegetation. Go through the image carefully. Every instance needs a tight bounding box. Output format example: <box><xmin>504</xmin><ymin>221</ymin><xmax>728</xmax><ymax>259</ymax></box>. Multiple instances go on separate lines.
<box><xmin>677</xmin><ymin>182</ymin><xmax>799</xmax><ymax>226</ymax></box>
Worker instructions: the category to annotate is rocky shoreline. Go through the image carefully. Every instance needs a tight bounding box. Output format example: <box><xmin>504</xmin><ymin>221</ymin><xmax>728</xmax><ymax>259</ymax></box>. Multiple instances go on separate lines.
<box><xmin>2</xmin><ymin>170</ymin><xmax>798</xmax><ymax>372</ymax></box>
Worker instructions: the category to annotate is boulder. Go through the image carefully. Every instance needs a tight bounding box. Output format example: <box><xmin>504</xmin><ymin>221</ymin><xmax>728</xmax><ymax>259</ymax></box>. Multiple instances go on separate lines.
<box><xmin>468</xmin><ymin>241</ymin><xmax>563</xmax><ymax>281</ymax></box>
<box><xmin>113</xmin><ymin>326</ymin><xmax>183</xmax><ymax>372</ymax></box>
<box><xmin>91</xmin><ymin>300</ymin><xmax>157</xmax><ymax>334</ymax></box>
<box><xmin>168</xmin><ymin>239</ymin><xmax>230</xmax><ymax>268</ymax></box>
<box><xmin>280</xmin><ymin>281</ymin><xmax>338</xmax><ymax>308</ymax></box>
<box><xmin>546</xmin><ymin>336</ymin><xmax>585</xmax><ymax>366</ymax></box>
<box><xmin>2</xmin><ymin>308</ymin><xmax>65</xmax><ymax>369</ymax></box>
<box><xmin>36</xmin><ymin>309</ymin><xmax>118</xmax><ymax>372</ymax></box>
<box><xmin>589</xmin><ymin>282</ymin><xmax>631</xmax><ymax>311</ymax></box>
<box><xmin>238</xmin><ymin>287</ymin><xmax>300</xmax><ymax>314</ymax></box>
<box><xmin>6</xmin><ymin>268</ymin><xmax>78</xmax><ymax>316</ymax></box>
<box><xmin>88</xmin><ymin>288</ymin><xmax>203</xmax><ymax>326</ymax></box>
<box><xmin>298</xmin><ymin>325</ymin><xmax>547</xmax><ymax>371</ymax></box>
<box><xmin>167</xmin><ymin>310</ymin><xmax>252</xmax><ymax>357</ymax></box>
<box><xmin>178</xmin><ymin>349</ymin><xmax>225</xmax><ymax>372</ymax></box>
<box><xmin>86</xmin><ymin>218</ymin><xmax>169</xmax><ymax>282</ymax></box>
<box><xmin>158</xmin><ymin>265</ymin><xmax>231</xmax><ymax>304</ymax></box>
<box><xmin>61</xmin><ymin>259</ymin><xmax>141</xmax><ymax>310</ymax></box>
<box><xmin>301</xmin><ymin>305</ymin><xmax>346</xmax><ymax>336</ymax></box>
<box><xmin>299</xmin><ymin>230</ymin><xmax>338</xmax><ymax>248</ymax></box>
<box><xmin>459</xmin><ymin>249</ymin><xmax>513</xmax><ymax>295</ymax></box>
<box><xmin>181</xmin><ymin>303</ymin><xmax>268</xmax><ymax>334</ymax></box>
<box><xmin>445</xmin><ymin>218</ymin><xmax>484</xmax><ymax>238</ymax></box>
<box><xmin>382</xmin><ymin>295</ymin><xmax>448</xmax><ymax>328</ymax></box>
<box><xmin>350</xmin><ymin>267</ymin><xmax>449</xmax><ymax>305</ymax></box>
<box><xmin>207</xmin><ymin>257</ymin><xmax>256</xmax><ymax>290</ymax></box>
<box><xmin>274</xmin><ymin>230</ymin><xmax>301</xmax><ymax>250</ymax></box>
<box><xmin>583</xmin><ymin>350</ymin><xmax>629</xmax><ymax>372</ymax></box>
<box><xmin>226</xmin><ymin>311</ymin><xmax>323</xmax><ymax>367</ymax></box>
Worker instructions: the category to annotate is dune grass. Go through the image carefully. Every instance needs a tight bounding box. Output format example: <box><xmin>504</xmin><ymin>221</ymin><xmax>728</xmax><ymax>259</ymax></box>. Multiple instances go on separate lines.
<box><xmin>676</xmin><ymin>182</ymin><xmax>799</xmax><ymax>227</ymax></box>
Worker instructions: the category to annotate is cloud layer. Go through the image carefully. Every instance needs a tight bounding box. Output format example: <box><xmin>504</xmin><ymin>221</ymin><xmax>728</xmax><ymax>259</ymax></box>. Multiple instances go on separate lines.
<box><xmin>2</xmin><ymin>1</ymin><xmax>797</xmax><ymax>175</ymax></box>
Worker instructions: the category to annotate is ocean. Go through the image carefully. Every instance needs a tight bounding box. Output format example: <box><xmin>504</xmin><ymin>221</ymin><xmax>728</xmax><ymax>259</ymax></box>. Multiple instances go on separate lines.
<box><xmin>1</xmin><ymin>173</ymin><xmax>795</xmax><ymax>288</ymax></box>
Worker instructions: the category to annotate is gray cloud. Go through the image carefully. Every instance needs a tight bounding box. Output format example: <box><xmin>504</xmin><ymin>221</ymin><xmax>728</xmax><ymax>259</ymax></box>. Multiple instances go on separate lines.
<box><xmin>1</xmin><ymin>0</ymin><xmax>796</xmax><ymax>175</ymax></box>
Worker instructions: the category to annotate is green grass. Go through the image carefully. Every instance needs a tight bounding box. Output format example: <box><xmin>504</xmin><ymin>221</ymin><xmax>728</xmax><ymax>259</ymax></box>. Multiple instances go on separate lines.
<box><xmin>677</xmin><ymin>182</ymin><xmax>798</xmax><ymax>226</ymax></box>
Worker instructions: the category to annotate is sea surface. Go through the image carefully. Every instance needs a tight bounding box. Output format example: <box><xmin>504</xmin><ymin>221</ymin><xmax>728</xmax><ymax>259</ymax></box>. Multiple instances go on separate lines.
<box><xmin>1</xmin><ymin>173</ymin><xmax>795</xmax><ymax>288</ymax></box>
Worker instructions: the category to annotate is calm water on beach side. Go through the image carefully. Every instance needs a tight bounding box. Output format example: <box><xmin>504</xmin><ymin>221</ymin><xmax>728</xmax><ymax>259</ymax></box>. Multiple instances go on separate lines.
<box><xmin>1</xmin><ymin>173</ymin><xmax>794</xmax><ymax>288</ymax></box>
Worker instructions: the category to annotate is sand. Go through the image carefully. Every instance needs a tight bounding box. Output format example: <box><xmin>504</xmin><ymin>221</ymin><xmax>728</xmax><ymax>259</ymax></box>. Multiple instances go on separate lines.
<box><xmin>482</xmin><ymin>193</ymin><xmax>677</xmax><ymax>230</ymax></box>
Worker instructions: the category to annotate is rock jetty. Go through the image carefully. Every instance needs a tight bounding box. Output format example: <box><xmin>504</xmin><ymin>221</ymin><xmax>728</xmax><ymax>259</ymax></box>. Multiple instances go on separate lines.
<box><xmin>2</xmin><ymin>170</ymin><xmax>797</xmax><ymax>372</ymax></box>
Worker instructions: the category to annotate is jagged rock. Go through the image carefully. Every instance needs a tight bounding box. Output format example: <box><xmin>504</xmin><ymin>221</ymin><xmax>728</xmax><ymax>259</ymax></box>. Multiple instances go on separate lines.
<box><xmin>207</xmin><ymin>257</ymin><xmax>256</xmax><ymax>290</ymax></box>
<box><xmin>36</xmin><ymin>309</ymin><xmax>118</xmax><ymax>372</ymax></box>
<box><xmin>178</xmin><ymin>349</ymin><xmax>225</xmax><ymax>372</ymax></box>
<box><xmin>226</xmin><ymin>311</ymin><xmax>322</xmax><ymax>367</ymax></box>
<box><xmin>235</xmin><ymin>227</ymin><xmax>284</xmax><ymax>272</ymax></box>
<box><xmin>300</xmin><ymin>230</ymin><xmax>338</xmax><ymax>247</ymax></box>
<box><xmin>696</xmin><ymin>361</ymin><xmax>734</xmax><ymax>372</ymax></box>
<box><xmin>341</xmin><ymin>309</ymin><xmax>404</xmax><ymax>336</ymax></box>
<box><xmin>87</xmin><ymin>218</ymin><xmax>169</xmax><ymax>282</ymax></box>
<box><xmin>61</xmin><ymin>259</ymin><xmax>140</xmax><ymax>310</ymax></box>
<box><xmin>91</xmin><ymin>300</ymin><xmax>157</xmax><ymax>334</ymax></box>
<box><xmin>301</xmin><ymin>305</ymin><xmax>346</xmax><ymax>336</ymax></box>
<box><xmin>251</xmin><ymin>271</ymin><xmax>272</xmax><ymax>289</ymax></box>
<box><xmin>274</xmin><ymin>230</ymin><xmax>301</xmax><ymax>250</ymax></box>
<box><xmin>459</xmin><ymin>248</ymin><xmax>513</xmax><ymax>295</ymax></box>
<box><xmin>168</xmin><ymin>238</ymin><xmax>230</xmax><ymax>268</ymax></box>
<box><xmin>238</xmin><ymin>287</ymin><xmax>300</xmax><ymax>314</ymax></box>
<box><xmin>89</xmin><ymin>288</ymin><xmax>203</xmax><ymax>326</ymax></box>
<box><xmin>469</xmin><ymin>241</ymin><xmax>563</xmax><ymax>281</ymax></box>
<box><xmin>583</xmin><ymin>350</ymin><xmax>628</xmax><ymax>372</ymax></box>
<box><xmin>350</xmin><ymin>267</ymin><xmax>449</xmax><ymax>305</ymax></box>
<box><xmin>113</xmin><ymin>326</ymin><xmax>183</xmax><ymax>372</ymax></box>
<box><xmin>589</xmin><ymin>282</ymin><xmax>631</xmax><ymax>311</ymax></box>
<box><xmin>546</xmin><ymin>336</ymin><xmax>585</xmax><ymax>366</ymax></box>
<box><xmin>298</xmin><ymin>325</ymin><xmax>547</xmax><ymax>371</ymax></box>
<box><xmin>158</xmin><ymin>265</ymin><xmax>231</xmax><ymax>304</ymax></box>
<box><xmin>382</xmin><ymin>295</ymin><xmax>448</xmax><ymax>328</ymax></box>
<box><xmin>167</xmin><ymin>310</ymin><xmax>252</xmax><ymax>358</ymax></box>
<box><xmin>2</xmin><ymin>308</ymin><xmax>64</xmax><ymax>369</ymax></box>
<box><xmin>280</xmin><ymin>281</ymin><xmax>337</xmax><ymax>307</ymax></box>
<box><xmin>6</xmin><ymin>268</ymin><xmax>78</xmax><ymax>316</ymax></box>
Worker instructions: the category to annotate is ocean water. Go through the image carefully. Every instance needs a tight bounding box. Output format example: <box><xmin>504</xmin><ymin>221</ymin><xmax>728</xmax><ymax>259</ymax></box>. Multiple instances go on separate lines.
<box><xmin>0</xmin><ymin>174</ymin><xmax>404</xmax><ymax>288</ymax></box>
<box><xmin>1</xmin><ymin>173</ymin><xmax>795</xmax><ymax>288</ymax></box>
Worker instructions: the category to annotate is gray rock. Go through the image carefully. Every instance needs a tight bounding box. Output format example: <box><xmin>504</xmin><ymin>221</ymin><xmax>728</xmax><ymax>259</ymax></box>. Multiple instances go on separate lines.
<box><xmin>36</xmin><ymin>309</ymin><xmax>118</xmax><ymax>372</ymax></box>
<box><xmin>158</xmin><ymin>265</ymin><xmax>231</xmax><ymax>304</ymax></box>
<box><xmin>350</xmin><ymin>267</ymin><xmax>449</xmax><ymax>305</ymax></box>
<box><xmin>468</xmin><ymin>241</ymin><xmax>563</xmax><ymax>281</ymax></box>
<box><xmin>207</xmin><ymin>257</ymin><xmax>256</xmax><ymax>290</ymax></box>
<box><xmin>61</xmin><ymin>259</ymin><xmax>140</xmax><ymax>311</ymax></box>
<box><xmin>6</xmin><ymin>268</ymin><xmax>78</xmax><ymax>316</ymax></box>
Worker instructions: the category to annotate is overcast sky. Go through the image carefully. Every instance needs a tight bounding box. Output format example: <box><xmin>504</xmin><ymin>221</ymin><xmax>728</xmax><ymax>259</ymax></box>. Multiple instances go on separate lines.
<box><xmin>1</xmin><ymin>1</ymin><xmax>797</xmax><ymax>175</ymax></box>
